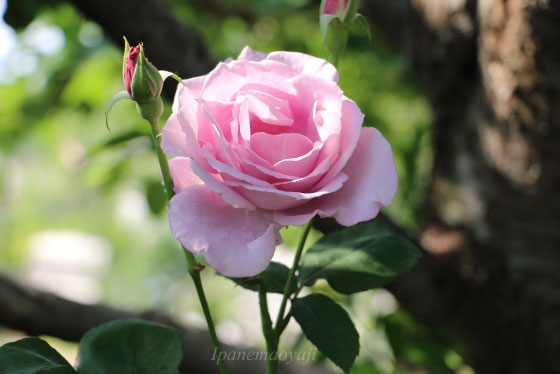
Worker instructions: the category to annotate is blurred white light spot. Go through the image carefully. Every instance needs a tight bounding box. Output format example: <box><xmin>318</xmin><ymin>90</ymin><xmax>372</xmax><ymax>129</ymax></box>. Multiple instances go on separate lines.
<box><xmin>26</xmin><ymin>230</ymin><xmax>113</xmax><ymax>304</ymax></box>
<box><xmin>271</xmin><ymin>244</ymin><xmax>296</xmax><ymax>267</ymax></box>
<box><xmin>0</xmin><ymin>1</ymin><xmax>15</xmax><ymax>61</ymax></box>
<box><xmin>58</xmin><ymin>137</ymin><xmax>86</xmax><ymax>170</ymax></box>
<box><xmin>78</xmin><ymin>22</ymin><xmax>103</xmax><ymax>48</ymax></box>
<box><xmin>182</xmin><ymin>311</ymin><xmax>206</xmax><ymax>329</ymax></box>
<box><xmin>217</xmin><ymin>319</ymin><xmax>243</xmax><ymax>345</ymax></box>
<box><xmin>114</xmin><ymin>188</ymin><xmax>149</xmax><ymax>225</ymax></box>
<box><xmin>369</xmin><ymin>288</ymin><xmax>398</xmax><ymax>316</ymax></box>
<box><xmin>22</xmin><ymin>20</ymin><xmax>65</xmax><ymax>56</ymax></box>
<box><xmin>13</xmin><ymin>51</ymin><xmax>38</xmax><ymax>77</ymax></box>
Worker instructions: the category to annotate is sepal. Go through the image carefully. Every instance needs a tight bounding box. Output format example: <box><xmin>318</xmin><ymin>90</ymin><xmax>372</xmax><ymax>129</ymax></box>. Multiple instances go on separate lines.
<box><xmin>105</xmin><ymin>90</ymin><xmax>130</xmax><ymax>131</ymax></box>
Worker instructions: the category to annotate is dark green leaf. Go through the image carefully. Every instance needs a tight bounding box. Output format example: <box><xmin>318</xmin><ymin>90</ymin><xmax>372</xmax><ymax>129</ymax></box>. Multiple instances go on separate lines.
<box><xmin>145</xmin><ymin>178</ymin><xmax>167</xmax><ymax>215</ymax></box>
<box><xmin>353</xmin><ymin>13</ymin><xmax>372</xmax><ymax>42</ymax></box>
<box><xmin>299</xmin><ymin>218</ymin><xmax>421</xmax><ymax>294</ymax></box>
<box><xmin>0</xmin><ymin>337</ymin><xmax>76</xmax><ymax>374</ymax></box>
<box><xmin>292</xmin><ymin>294</ymin><xmax>359</xmax><ymax>373</ymax></box>
<box><xmin>226</xmin><ymin>261</ymin><xmax>296</xmax><ymax>294</ymax></box>
<box><xmin>76</xmin><ymin>319</ymin><xmax>183</xmax><ymax>374</ymax></box>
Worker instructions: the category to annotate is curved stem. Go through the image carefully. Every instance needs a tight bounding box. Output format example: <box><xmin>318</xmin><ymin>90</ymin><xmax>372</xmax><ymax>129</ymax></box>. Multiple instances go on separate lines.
<box><xmin>148</xmin><ymin>117</ymin><xmax>228</xmax><ymax>374</ymax></box>
<box><xmin>258</xmin><ymin>273</ymin><xmax>278</xmax><ymax>374</ymax></box>
<box><xmin>274</xmin><ymin>217</ymin><xmax>315</xmax><ymax>336</ymax></box>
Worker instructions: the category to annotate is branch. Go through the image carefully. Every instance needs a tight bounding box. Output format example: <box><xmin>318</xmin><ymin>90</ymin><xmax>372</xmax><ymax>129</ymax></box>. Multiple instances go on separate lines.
<box><xmin>0</xmin><ymin>274</ymin><xmax>331</xmax><ymax>374</ymax></box>
<box><xmin>69</xmin><ymin>0</ymin><xmax>218</xmax><ymax>79</ymax></box>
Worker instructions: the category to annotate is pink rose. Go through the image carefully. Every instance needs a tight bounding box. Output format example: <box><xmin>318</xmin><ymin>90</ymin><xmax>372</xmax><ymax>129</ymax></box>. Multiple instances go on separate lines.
<box><xmin>161</xmin><ymin>47</ymin><xmax>397</xmax><ymax>277</ymax></box>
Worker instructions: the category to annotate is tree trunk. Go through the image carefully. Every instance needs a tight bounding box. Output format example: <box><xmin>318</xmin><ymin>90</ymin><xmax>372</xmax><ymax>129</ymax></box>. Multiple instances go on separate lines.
<box><xmin>362</xmin><ymin>1</ymin><xmax>560</xmax><ymax>373</ymax></box>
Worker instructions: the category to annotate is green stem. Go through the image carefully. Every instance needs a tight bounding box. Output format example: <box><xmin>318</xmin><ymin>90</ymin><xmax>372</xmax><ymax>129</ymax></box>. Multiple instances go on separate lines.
<box><xmin>258</xmin><ymin>273</ymin><xmax>278</xmax><ymax>374</ymax></box>
<box><xmin>147</xmin><ymin>116</ymin><xmax>228</xmax><ymax>374</ymax></box>
<box><xmin>329</xmin><ymin>51</ymin><xmax>340</xmax><ymax>68</ymax></box>
<box><xmin>274</xmin><ymin>217</ymin><xmax>315</xmax><ymax>336</ymax></box>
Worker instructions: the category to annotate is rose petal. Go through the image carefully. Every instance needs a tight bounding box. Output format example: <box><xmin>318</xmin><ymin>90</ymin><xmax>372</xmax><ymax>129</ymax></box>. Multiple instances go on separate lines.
<box><xmin>201</xmin><ymin>60</ymin><xmax>296</xmax><ymax>103</ymax></box>
<box><xmin>160</xmin><ymin>113</ymin><xmax>190</xmax><ymax>157</ymax></box>
<box><xmin>237</xmin><ymin>46</ymin><xmax>338</xmax><ymax>83</ymax></box>
<box><xmin>289</xmin><ymin>75</ymin><xmax>343</xmax><ymax>142</ymax></box>
<box><xmin>250</xmin><ymin>132</ymin><xmax>313</xmax><ymax>165</ymax></box>
<box><xmin>314</xmin><ymin>97</ymin><xmax>363</xmax><ymax>189</ymax></box>
<box><xmin>267</xmin><ymin>50</ymin><xmax>338</xmax><ymax>82</ymax></box>
<box><xmin>274</xmin><ymin>127</ymin><xmax>397</xmax><ymax>226</ymax></box>
<box><xmin>227</xmin><ymin>171</ymin><xmax>348</xmax><ymax>210</ymax></box>
<box><xmin>237</xmin><ymin>46</ymin><xmax>268</xmax><ymax>62</ymax></box>
<box><xmin>169</xmin><ymin>157</ymin><xmax>201</xmax><ymax>194</ymax></box>
<box><xmin>246</xmin><ymin>89</ymin><xmax>293</xmax><ymax>127</ymax></box>
<box><xmin>200</xmin><ymin>147</ymin><xmax>276</xmax><ymax>189</ymax></box>
<box><xmin>191</xmin><ymin>160</ymin><xmax>255</xmax><ymax>210</ymax></box>
<box><xmin>273</xmin><ymin>153</ymin><xmax>336</xmax><ymax>192</ymax></box>
<box><xmin>168</xmin><ymin>184</ymin><xmax>278</xmax><ymax>277</ymax></box>
<box><xmin>271</xmin><ymin>142</ymin><xmax>322</xmax><ymax>177</ymax></box>
<box><xmin>232</xmin><ymin>145</ymin><xmax>299</xmax><ymax>183</ymax></box>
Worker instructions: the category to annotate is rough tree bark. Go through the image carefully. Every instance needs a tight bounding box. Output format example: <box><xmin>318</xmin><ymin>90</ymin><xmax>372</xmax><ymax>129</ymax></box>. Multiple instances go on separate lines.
<box><xmin>360</xmin><ymin>1</ymin><xmax>560</xmax><ymax>373</ymax></box>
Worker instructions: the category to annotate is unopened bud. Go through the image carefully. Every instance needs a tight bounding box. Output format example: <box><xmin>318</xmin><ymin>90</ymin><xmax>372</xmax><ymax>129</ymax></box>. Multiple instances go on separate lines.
<box><xmin>123</xmin><ymin>37</ymin><xmax>163</xmax><ymax>103</ymax></box>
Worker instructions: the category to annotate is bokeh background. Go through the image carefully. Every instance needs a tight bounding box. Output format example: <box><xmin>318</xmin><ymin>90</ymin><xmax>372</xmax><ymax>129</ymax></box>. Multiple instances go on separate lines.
<box><xmin>2</xmin><ymin>0</ymin><xmax>559</xmax><ymax>373</ymax></box>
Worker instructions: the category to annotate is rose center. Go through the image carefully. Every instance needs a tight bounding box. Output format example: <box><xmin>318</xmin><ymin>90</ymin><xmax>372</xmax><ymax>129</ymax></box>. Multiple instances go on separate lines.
<box><xmin>241</xmin><ymin>89</ymin><xmax>294</xmax><ymax>135</ymax></box>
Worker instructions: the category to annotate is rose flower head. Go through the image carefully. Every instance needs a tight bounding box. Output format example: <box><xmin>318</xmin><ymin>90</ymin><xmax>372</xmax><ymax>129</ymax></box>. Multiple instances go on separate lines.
<box><xmin>161</xmin><ymin>47</ymin><xmax>397</xmax><ymax>277</ymax></box>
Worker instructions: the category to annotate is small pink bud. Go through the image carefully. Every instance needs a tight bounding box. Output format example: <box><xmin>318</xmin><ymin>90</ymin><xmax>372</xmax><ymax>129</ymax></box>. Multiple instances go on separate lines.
<box><xmin>323</xmin><ymin>0</ymin><xmax>349</xmax><ymax>18</ymax></box>
<box><xmin>124</xmin><ymin>44</ymin><xmax>140</xmax><ymax>97</ymax></box>
<box><xmin>121</xmin><ymin>38</ymin><xmax>163</xmax><ymax>103</ymax></box>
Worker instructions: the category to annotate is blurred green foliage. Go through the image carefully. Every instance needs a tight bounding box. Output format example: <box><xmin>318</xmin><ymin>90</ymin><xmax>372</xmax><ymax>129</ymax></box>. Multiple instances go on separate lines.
<box><xmin>0</xmin><ymin>0</ymin><xmax>469</xmax><ymax>373</ymax></box>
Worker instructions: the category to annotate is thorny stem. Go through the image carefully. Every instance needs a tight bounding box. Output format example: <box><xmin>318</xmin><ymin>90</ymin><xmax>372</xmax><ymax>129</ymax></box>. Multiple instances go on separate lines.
<box><xmin>258</xmin><ymin>273</ymin><xmax>278</xmax><ymax>374</ymax></box>
<box><xmin>147</xmin><ymin>116</ymin><xmax>228</xmax><ymax>374</ymax></box>
<box><xmin>273</xmin><ymin>217</ymin><xmax>316</xmax><ymax>337</ymax></box>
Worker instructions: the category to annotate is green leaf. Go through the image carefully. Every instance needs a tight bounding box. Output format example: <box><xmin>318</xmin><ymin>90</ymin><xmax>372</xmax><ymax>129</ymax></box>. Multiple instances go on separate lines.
<box><xmin>76</xmin><ymin>319</ymin><xmax>183</xmax><ymax>374</ymax></box>
<box><xmin>354</xmin><ymin>13</ymin><xmax>372</xmax><ymax>42</ymax></box>
<box><xmin>226</xmin><ymin>261</ymin><xmax>296</xmax><ymax>294</ymax></box>
<box><xmin>291</xmin><ymin>294</ymin><xmax>359</xmax><ymax>373</ymax></box>
<box><xmin>0</xmin><ymin>337</ymin><xmax>76</xmax><ymax>374</ymax></box>
<box><xmin>299</xmin><ymin>218</ymin><xmax>421</xmax><ymax>294</ymax></box>
<box><xmin>145</xmin><ymin>178</ymin><xmax>167</xmax><ymax>215</ymax></box>
<box><xmin>104</xmin><ymin>91</ymin><xmax>130</xmax><ymax>131</ymax></box>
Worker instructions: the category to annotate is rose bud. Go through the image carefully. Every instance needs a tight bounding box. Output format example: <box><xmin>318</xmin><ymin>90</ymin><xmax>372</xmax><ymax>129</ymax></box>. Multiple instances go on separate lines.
<box><xmin>123</xmin><ymin>37</ymin><xmax>163</xmax><ymax>103</ymax></box>
<box><xmin>319</xmin><ymin>0</ymin><xmax>370</xmax><ymax>65</ymax></box>
<box><xmin>322</xmin><ymin>0</ymin><xmax>350</xmax><ymax>19</ymax></box>
<box><xmin>105</xmin><ymin>37</ymin><xmax>181</xmax><ymax>130</ymax></box>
